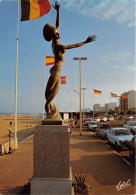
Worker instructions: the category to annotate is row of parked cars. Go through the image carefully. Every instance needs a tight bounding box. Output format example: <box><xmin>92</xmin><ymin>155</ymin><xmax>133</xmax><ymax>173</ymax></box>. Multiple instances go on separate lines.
<box><xmin>84</xmin><ymin>116</ymin><xmax>114</xmax><ymax>126</ymax></box>
<box><xmin>85</xmin><ymin>118</ymin><xmax>136</xmax><ymax>162</ymax></box>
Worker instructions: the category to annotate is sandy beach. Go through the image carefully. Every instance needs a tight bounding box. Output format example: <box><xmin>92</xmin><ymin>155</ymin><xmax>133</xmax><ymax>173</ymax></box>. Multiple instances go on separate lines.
<box><xmin>0</xmin><ymin>115</ymin><xmax>42</xmax><ymax>144</ymax></box>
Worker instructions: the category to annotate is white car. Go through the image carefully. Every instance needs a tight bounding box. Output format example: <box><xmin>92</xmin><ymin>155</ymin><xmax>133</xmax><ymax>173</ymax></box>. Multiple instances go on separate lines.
<box><xmin>94</xmin><ymin>117</ymin><xmax>100</xmax><ymax>122</ymax></box>
<box><xmin>107</xmin><ymin>116</ymin><xmax>114</xmax><ymax>121</ymax></box>
<box><xmin>107</xmin><ymin>128</ymin><xmax>133</xmax><ymax>150</ymax></box>
<box><xmin>88</xmin><ymin>121</ymin><xmax>98</xmax><ymax>131</ymax></box>
<box><xmin>124</xmin><ymin>121</ymin><xmax>136</xmax><ymax>135</ymax></box>
<box><xmin>100</xmin><ymin>117</ymin><xmax>107</xmax><ymax>122</ymax></box>
<box><xmin>125</xmin><ymin>116</ymin><xmax>134</xmax><ymax>121</ymax></box>
<box><xmin>84</xmin><ymin>118</ymin><xmax>92</xmax><ymax>126</ymax></box>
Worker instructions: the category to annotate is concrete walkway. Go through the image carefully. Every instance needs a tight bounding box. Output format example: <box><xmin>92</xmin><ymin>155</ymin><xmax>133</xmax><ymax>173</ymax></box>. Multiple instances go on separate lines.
<box><xmin>0</xmin><ymin>138</ymin><xmax>33</xmax><ymax>194</ymax></box>
<box><xmin>0</xmin><ymin>127</ymin><xmax>135</xmax><ymax>194</ymax></box>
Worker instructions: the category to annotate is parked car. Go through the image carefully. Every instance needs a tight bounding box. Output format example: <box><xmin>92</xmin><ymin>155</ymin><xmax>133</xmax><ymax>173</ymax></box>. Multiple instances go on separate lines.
<box><xmin>88</xmin><ymin>121</ymin><xmax>98</xmax><ymax>131</ymax></box>
<box><xmin>107</xmin><ymin>128</ymin><xmax>133</xmax><ymax>151</ymax></box>
<box><xmin>124</xmin><ymin>121</ymin><xmax>136</xmax><ymax>135</ymax></box>
<box><xmin>120</xmin><ymin>136</ymin><xmax>136</xmax><ymax>162</ymax></box>
<box><xmin>107</xmin><ymin>116</ymin><xmax>114</xmax><ymax>121</ymax></box>
<box><xmin>96</xmin><ymin>123</ymin><xmax>111</xmax><ymax>139</ymax></box>
<box><xmin>84</xmin><ymin>118</ymin><xmax>92</xmax><ymax>126</ymax></box>
<box><xmin>125</xmin><ymin>116</ymin><xmax>134</xmax><ymax>120</ymax></box>
<box><xmin>94</xmin><ymin>117</ymin><xmax>100</xmax><ymax>122</ymax></box>
<box><xmin>100</xmin><ymin>117</ymin><xmax>107</xmax><ymax>122</ymax></box>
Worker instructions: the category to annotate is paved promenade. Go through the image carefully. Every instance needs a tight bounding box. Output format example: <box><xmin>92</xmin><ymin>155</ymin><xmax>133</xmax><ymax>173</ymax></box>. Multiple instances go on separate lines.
<box><xmin>0</xmin><ymin>127</ymin><xmax>135</xmax><ymax>194</ymax></box>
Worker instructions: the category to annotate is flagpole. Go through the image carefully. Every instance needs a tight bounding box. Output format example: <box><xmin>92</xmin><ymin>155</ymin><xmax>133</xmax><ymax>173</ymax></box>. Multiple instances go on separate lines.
<box><xmin>42</xmin><ymin>55</ymin><xmax>46</xmax><ymax>120</ymax></box>
<box><xmin>14</xmin><ymin>0</ymin><xmax>19</xmax><ymax>150</ymax></box>
<box><xmin>93</xmin><ymin>92</ymin><xmax>94</xmax><ymax>118</ymax></box>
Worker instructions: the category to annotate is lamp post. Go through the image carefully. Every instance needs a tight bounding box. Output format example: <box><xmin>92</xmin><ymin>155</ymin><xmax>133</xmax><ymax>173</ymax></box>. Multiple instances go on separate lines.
<box><xmin>73</xmin><ymin>57</ymin><xmax>87</xmax><ymax>135</ymax></box>
<box><xmin>81</xmin><ymin>88</ymin><xmax>86</xmax><ymax>123</ymax></box>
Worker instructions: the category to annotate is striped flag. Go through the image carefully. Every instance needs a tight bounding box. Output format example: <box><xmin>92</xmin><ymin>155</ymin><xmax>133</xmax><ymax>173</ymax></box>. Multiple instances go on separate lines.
<box><xmin>94</xmin><ymin>89</ymin><xmax>101</xmax><ymax>94</ymax></box>
<box><xmin>46</xmin><ymin>56</ymin><xmax>55</xmax><ymax>66</ymax></box>
<box><xmin>111</xmin><ymin>92</ymin><xmax>117</xmax><ymax>97</ymax></box>
<box><xmin>61</xmin><ymin>76</ymin><xmax>66</xmax><ymax>84</ymax></box>
<box><xmin>21</xmin><ymin>0</ymin><xmax>51</xmax><ymax>21</ymax></box>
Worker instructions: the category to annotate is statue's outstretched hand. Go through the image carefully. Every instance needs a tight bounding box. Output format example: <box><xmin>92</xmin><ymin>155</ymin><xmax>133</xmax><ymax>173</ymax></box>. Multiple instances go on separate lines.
<box><xmin>52</xmin><ymin>1</ymin><xmax>60</xmax><ymax>10</ymax></box>
<box><xmin>86</xmin><ymin>35</ymin><xmax>96</xmax><ymax>43</ymax></box>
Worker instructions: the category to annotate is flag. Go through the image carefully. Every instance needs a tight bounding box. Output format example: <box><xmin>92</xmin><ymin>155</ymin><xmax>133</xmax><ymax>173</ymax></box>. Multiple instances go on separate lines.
<box><xmin>94</xmin><ymin>89</ymin><xmax>101</xmax><ymax>94</ymax></box>
<box><xmin>122</xmin><ymin>95</ymin><xmax>128</xmax><ymax>99</ymax></box>
<box><xmin>46</xmin><ymin>56</ymin><xmax>55</xmax><ymax>66</ymax></box>
<box><xmin>60</xmin><ymin>76</ymin><xmax>66</xmax><ymax>80</ymax></box>
<box><xmin>21</xmin><ymin>0</ymin><xmax>51</xmax><ymax>21</ymax></box>
<box><xmin>111</xmin><ymin>92</ymin><xmax>117</xmax><ymax>97</ymax></box>
<box><xmin>61</xmin><ymin>76</ymin><xmax>66</xmax><ymax>84</ymax></box>
<box><xmin>61</xmin><ymin>80</ymin><xmax>66</xmax><ymax>84</ymax></box>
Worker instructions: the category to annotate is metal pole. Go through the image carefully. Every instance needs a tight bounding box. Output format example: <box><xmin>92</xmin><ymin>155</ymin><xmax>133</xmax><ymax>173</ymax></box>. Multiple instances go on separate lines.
<box><xmin>14</xmin><ymin>0</ymin><xmax>19</xmax><ymax>150</ymax></box>
<box><xmin>79</xmin><ymin>59</ymin><xmax>82</xmax><ymax>136</ymax></box>
<box><xmin>81</xmin><ymin>88</ymin><xmax>86</xmax><ymax>123</ymax></box>
<box><xmin>42</xmin><ymin>55</ymin><xmax>45</xmax><ymax>120</ymax></box>
<box><xmin>83</xmin><ymin>90</ymin><xmax>84</xmax><ymax>122</ymax></box>
<box><xmin>71</xmin><ymin>95</ymin><xmax>73</xmax><ymax>119</ymax></box>
<box><xmin>93</xmin><ymin>93</ymin><xmax>94</xmax><ymax>118</ymax></box>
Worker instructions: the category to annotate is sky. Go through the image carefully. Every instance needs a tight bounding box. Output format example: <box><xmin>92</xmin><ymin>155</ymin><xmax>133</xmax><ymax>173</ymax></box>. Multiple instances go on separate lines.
<box><xmin>0</xmin><ymin>0</ymin><xmax>135</xmax><ymax>113</ymax></box>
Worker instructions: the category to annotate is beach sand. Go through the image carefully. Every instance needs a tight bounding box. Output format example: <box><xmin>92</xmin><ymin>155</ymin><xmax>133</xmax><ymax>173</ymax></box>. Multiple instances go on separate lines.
<box><xmin>0</xmin><ymin>115</ymin><xmax>42</xmax><ymax>144</ymax></box>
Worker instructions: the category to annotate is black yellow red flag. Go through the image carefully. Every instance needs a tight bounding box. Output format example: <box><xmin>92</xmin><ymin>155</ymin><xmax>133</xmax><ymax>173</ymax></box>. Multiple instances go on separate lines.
<box><xmin>21</xmin><ymin>0</ymin><xmax>51</xmax><ymax>21</ymax></box>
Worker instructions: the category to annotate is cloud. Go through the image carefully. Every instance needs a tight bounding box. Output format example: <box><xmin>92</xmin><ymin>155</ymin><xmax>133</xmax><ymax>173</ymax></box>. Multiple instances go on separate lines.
<box><xmin>99</xmin><ymin>51</ymin><xmax>135</xmax><ymax>72</ymax></box>
<box><xmin>99</xmin><ymin>51</ymin><xmax>132</xmax><ymax>63</ymax></box>
<box><xmin>62</xmin><ymin>0</ymin><xmax>135</xmax><ymax>27</ymax></box>
<box><xmin>112</xmin><ymin>65</ymin><xmax>135</xmax><ymax>72</ymax></box>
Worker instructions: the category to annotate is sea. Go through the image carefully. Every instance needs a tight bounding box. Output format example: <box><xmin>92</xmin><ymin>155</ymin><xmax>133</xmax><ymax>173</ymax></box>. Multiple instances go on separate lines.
<box><xmin>0</xmin><ymin>113</ymin><xmax>43</xmax><ymax>117</ymax></box>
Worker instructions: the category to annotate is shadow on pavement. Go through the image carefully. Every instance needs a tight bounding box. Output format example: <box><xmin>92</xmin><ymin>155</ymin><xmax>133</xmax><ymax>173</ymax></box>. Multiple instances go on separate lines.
<box><xmin>70</xmin><ymin>153</ymin><xmax>135</xmax><ymax>186</ymax></box>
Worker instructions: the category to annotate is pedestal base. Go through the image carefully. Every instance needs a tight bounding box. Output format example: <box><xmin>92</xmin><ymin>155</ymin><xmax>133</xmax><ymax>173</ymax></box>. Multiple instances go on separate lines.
<box><xmin>31</xmin><ymin>124</ymin><xmax>73</xmax><ymax>194</ymax></box>
<box><xmin>42</xmin><ymin>119</ymin><xmax>62</xmax><ymax>125</ymax></box>
<box><xmin>31</xmin><ymin>167</ymin><xmax>74</xmax><ymax>195</ymax></box>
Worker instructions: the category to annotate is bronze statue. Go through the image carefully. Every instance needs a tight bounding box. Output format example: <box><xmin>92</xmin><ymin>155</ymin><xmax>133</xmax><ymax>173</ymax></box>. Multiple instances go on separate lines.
<box><xmin>43</xmin><ymin>1</ymin><xmax>96</xmax><ymax>121</ymax></box>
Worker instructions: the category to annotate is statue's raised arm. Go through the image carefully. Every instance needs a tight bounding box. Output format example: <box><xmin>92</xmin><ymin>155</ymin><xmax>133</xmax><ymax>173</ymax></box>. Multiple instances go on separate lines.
<box><xmin>52</xmin><ymin>1</ymin><xmax>60</xmax><ymax>29</ymax></box>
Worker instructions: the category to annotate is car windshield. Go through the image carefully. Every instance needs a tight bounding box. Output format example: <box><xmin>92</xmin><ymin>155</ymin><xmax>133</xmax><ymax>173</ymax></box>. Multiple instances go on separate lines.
<box><xmin>129</xmin><ymin>122</ymin><xmax>136</xmax><ymax>126</ymax></box>
<box><xmin>100</xmin><ymin>125</ymin><xmax>110</xmax><ymax>129</ymax></box>
<box><xmin>91</xmin><ymin>122</ymin><xmax>97</xmax><ymax>125</ymax></box>
<box><xmin>115</xmin><ymin>129</ymin><xmax>131</xmax><ymax>135</ymax></box>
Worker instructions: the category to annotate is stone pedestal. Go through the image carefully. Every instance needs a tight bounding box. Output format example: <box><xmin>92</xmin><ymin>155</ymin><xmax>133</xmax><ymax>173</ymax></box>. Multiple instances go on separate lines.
<box><xmin>31</xmin><ymin>124</ymin><xmax>73</xmax><ymax>194</ymax></box>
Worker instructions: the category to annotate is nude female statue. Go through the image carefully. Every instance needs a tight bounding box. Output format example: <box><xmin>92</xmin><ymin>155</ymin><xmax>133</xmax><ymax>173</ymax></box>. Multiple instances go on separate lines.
<box><xmin>43</xmin><ymin>1</ymin><xmax>96</xmax><ymax>120</ymax></box>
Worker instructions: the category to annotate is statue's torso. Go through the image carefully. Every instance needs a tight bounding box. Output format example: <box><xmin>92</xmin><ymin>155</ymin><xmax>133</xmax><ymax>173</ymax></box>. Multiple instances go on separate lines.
<box><xmin>52</xmin><ymin>41</ymin><xmax>65</xmax><ymax>64</ymax></box>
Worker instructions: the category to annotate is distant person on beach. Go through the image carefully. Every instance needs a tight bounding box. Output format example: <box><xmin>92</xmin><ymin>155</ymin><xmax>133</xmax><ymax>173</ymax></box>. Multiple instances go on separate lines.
<box><xmin>9</xmin><ymin>121</ymin><xmax>12</xmax><ymax>128</ymax></box>
<box><xmin>43</xmin><ymin>0</ymin><xmax>96</xmax><ymax>120</ymax></box>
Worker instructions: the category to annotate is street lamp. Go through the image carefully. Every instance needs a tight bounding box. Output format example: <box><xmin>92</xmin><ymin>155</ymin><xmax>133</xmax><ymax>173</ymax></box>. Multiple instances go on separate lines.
<box><xmin>81</xmin><ymin>88</ymin><xmax>86</xmax><ymax>123</ymax></box>
<box><xmin>73</xmin><ymin>57</ymin><xmax>87</xmax><ymax>135</ymax></box>
<box><xmin>73</xmin><ymin>89</ymin><xmax>80</xmax><ymax>120</ymax></box>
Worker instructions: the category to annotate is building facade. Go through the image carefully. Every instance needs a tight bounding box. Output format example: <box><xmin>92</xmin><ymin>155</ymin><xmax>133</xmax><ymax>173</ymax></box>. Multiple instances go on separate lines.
<box><xmin>128</xmin><ymin>90</ymin><xmax>136</xmax><ymax>111</ymax></box>
<box><xmin>93</xmin><ymin>104</ymin><xmax>101</xmax><ymax>112</ymax></box>
<box><xmin>120</xmin><ymin>92</ymin><xmax>128</xmax><ymax>112</ymax></box>
<box><xmin>105</xmin><ymin>102</ymin><xmax>117</xmax><ymax>112</ymax></box>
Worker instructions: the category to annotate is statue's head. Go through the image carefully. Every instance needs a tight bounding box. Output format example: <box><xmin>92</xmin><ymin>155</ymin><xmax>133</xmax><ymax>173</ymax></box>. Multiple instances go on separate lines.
<box><xmin>43</xmin><ymin>23</ymin><xmax>55</xmax><ymax>41</ymax></box>
<box><xmin>43</xmin><ymin>23</ymin><xmax>60</xmax><ymax>41</ymax></box>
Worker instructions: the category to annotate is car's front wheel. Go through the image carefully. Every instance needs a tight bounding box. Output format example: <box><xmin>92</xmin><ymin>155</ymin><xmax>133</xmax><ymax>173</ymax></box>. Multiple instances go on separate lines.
<box><xmin>107</xmin><ymin>138</ymin><xmax>110</xmax><ymax>144</ymax></box>
<box><xmin>115</xmin><ymin>142</ymin><xmax>120</xmax><ymax>152</ymax></box>
<box><xmin>130</xmin><ymin>129</ymin><xmax>134</xmax><ymax>135</ymax></box>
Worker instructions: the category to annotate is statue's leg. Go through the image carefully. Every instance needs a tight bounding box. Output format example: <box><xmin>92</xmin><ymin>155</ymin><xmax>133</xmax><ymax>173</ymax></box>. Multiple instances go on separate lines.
<box><xmin>45</xmin><ymin>72</ymin><xmax>61</xmax><ymax>119</ymax></box>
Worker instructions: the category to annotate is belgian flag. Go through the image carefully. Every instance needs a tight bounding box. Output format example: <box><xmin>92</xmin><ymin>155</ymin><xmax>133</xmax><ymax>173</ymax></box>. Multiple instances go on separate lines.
<box><xmin>21</xmin><ymin>0</ymin><xmax>51</xmax><ymax>21</ymax></box>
